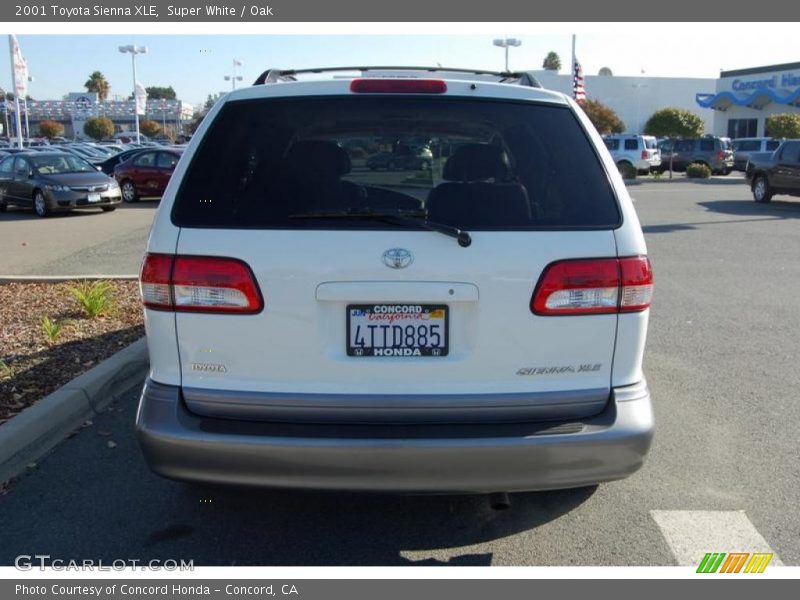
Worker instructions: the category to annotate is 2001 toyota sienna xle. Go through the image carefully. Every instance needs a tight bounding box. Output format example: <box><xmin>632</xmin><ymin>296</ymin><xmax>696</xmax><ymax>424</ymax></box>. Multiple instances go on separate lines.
<box><xmin>135</xmin><ymin>67</ymin><xmax>654</xmax><ymax>494</ymax></box>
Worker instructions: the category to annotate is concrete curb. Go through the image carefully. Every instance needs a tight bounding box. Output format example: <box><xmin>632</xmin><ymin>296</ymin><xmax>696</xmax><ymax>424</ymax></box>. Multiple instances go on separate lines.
<box><xmin>0</xmin><ymin>275</ymin><xmax>138</xmax><ymax>283</ymax></box>
<box><xmin>0</xmin><ymin>338</ymin><xmax>149</xmax><ymax>484</ymax></box>
<box><xmin>625</xmin><ymin>177</ymin><xmax>747</xmax><ymax>187</ymax></box>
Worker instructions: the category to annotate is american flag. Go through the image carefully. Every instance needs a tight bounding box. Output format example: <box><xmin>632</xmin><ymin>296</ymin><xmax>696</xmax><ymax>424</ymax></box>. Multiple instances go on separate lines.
<box><xmin>573</xmin><ymin>58</ymin><xmax>586</xmax><ymax>103</ymax></box>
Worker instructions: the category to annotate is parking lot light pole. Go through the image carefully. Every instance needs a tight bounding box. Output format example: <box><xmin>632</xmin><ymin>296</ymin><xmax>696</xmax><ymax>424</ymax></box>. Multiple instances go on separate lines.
<box><xmin>493</xmin><ymin>38</ymin><xmax>522</xmax><ymax>72</ymax></box>
<box><xmin>118</xmin><ymin>44</ymin><xmax>148</xmax><ymax>144</ymax></box>
<box><xmin>224</xmin><ymin>59</ymin><xmax>244</xmax><ymax>90</ymax></box>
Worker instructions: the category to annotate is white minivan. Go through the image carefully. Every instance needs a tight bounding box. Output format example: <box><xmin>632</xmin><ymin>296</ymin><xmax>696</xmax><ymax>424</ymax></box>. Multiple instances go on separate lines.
<box><xmin>136</xmin><ymin>68</ymin><xmax>654</xmax><ymax>494</ymax></box>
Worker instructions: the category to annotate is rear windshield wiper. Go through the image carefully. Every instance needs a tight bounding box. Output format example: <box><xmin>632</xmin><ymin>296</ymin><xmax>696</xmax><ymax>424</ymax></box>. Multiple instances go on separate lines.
<box><xmin>288</xmin><ymin>208</ymin><xmax>472</xmax><ymax>248</ymax></box>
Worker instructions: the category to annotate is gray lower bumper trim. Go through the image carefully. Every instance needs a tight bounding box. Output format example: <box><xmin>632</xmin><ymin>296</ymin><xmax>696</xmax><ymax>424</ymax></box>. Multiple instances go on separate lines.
<box><xmin>136</xmin><ymin>379</ymin><xmax>654</xmax><ymax>493</ymax></box>
<box><xmin>182</xmin><ymin>386</ymin><xmax>610</xmax><ymax>424</ymax></box>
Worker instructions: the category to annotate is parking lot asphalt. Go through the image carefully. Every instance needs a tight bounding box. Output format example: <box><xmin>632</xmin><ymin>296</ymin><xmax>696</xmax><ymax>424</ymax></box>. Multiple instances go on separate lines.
<box><xmin>0</xmin><ymin>202</ymin><xmax>157</xmax><ymax>276</ymax></box>
<box><xmin>1</xmin><ymin>181</ymin><xmax>798</xmax><ymax>566</ymax></box>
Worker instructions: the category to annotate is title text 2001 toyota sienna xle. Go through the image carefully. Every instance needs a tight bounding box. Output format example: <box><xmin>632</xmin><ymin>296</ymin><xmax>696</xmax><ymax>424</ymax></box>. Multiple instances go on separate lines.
<box><xmin>136</xmin><ymin>68</ymin><xmax>654</xmax><ymax>494</ymax></box>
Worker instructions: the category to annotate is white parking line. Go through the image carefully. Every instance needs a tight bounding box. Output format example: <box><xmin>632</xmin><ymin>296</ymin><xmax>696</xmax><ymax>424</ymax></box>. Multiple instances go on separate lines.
<box><xmin>651</xmin><ymin>510</ymin><xmax>783</xmax><ymax>567</ymax></box>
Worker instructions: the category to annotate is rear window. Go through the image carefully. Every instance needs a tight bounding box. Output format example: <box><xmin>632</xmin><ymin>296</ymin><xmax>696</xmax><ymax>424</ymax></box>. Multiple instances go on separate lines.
<box><xmin>734</xmin><ymin>140</ymin><xmax>760</xmax><ymax>151</ymax></box>
<box><xmin>699</xmin><ymin>140</ymin><xmax>715</xmax><ymax>152</ymax></box>
<box><xmin>644</xmin><ymin>138</ymin><xmax>657</xmax><ymax>149</ymax></box>
<box><xmin>173</xmin><ymin>97</ymin><xmax>620</xmax><ymax>230</ymax></box>
<box><xmin>766</xmin><ymin>140</ymin><xmax>781</xmax><ymax>151</ymax></box>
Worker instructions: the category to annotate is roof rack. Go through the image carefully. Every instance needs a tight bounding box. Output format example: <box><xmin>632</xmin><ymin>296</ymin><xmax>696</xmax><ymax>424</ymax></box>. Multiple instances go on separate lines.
<box><xmin>252</xmin><ymin>66</ymin><xmax>542</xmax><ymax>88</ymax></box>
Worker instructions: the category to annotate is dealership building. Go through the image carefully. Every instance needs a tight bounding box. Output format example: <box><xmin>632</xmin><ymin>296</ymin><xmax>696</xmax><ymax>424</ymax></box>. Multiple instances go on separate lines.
<box><xmin>530</xmin><ymin>61</ymin><xmax>800</xmax><ymax>138</ymax></box>
<box><xmin>1</xmin><ymin>92</ymin><xmax>194</xmax><ymax>139</ymax></box>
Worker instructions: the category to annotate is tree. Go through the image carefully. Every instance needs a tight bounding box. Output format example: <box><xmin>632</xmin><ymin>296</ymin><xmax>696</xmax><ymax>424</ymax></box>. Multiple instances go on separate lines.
<box><xmin>765</xmin><ymin>114</ymin><xmax>800</xmax><ymax>139</ymax></box>
<box><xmin>644</xmin><ymin>107</ymin><xmax>704</xmax><ymax>138</ymax></box>
<box><xmin>204</xmin><ymin>93</ymin><xmax>223</xmax><ymax>111</ymax></box>
<box><xmin>83</xmin><ymin>116</ymin><xmax>114</xmax><ymax>140</ymax></box>
<box><xmin>38</xmin><ymin>119</ymin><xmax>64</xmax><ymax>139</ymax></box>
<box><xmin>139</xmin><ymin>119</ymin><xmax>161</xmax><ymax>138</ymax></box>
<box><xmin>84</xmin><ymin>71</ymin><xmax>110</xmax><ymax>102</ymax></box>
<box><xmin>542</xmin><ymin>51</ymin><xmax>561</xmax><ymax>71</ymax></box>
<box><xmin>580</xmin><ymin>99</ymin><xmax>625</xmax><ymax>134</ymax></box>
<box><xmin>189</xmin><ymin>113</ymin><xmax>205</xmax><ymax>134</ymax></box>
<box><xmin>145</xmin><ymin>86</ymin><xmax>177</xmax><ymax>100</ymax></box>
<box><xmin>644</xmin><ymin>107</ymin><xmax>705</xmax><ymax>178</ymax></box>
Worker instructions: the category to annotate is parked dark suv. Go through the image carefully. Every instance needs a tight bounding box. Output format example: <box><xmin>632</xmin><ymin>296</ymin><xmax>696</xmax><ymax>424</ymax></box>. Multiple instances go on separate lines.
<box><xmin>658</xmin><ymin>136</ymin><xmax>734</xmax><ymax>175</ymax></box>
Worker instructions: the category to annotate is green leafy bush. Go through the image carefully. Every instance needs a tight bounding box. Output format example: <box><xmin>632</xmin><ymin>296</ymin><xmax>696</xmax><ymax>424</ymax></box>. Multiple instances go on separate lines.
<box><xmin>644</xmin><ymin>108</ymin><xmax>704</xmax><ymax>138</ymax></box>
<box><xmin>581</xmin><ymin>99</ymin><xmax>625</xmax><ymax>134</ymax></box>
<box><xmin>0</xmin><ymin>360</ymin><xmax>12</xmax><ymax>379</ymax></box>
<box><xmin>68</xmin><ymin>280</ymin><xmax>115</xmax><ymax>318</ymax></box>
<box><xmin>686</xmin><ymin>163</ymin><xmax>711</xmax><ymax>179</ymax></box>
<box><xmin>41</xmin><ymin>316</ymin><xmax>63</xmax><ymax>343</ymax></box>
<box><xmin>83</xmin><ymin>117</ymin><xmax>115</xmax><ymax>141</ymax></box>
<box><xmin>765</xmin><ymin>114</ymin><xmax>800</xmax><ymax>139</ymax></box>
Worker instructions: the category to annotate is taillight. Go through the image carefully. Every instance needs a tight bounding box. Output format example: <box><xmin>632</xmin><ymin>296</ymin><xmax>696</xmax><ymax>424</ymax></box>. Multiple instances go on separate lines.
<box><xmin>139</xmin><ymin>254</ymin><xmax>173</xmax><ymax>309</ymax></box>
<box><xmin>140</xmin><ymin>253</ymin><xmax>263</xmax><ymax>314</ymax></box>
<box><xmin>641</xmin><ymin>150</ymin><xmax>648</xmax><ymax>160</ymax></box>
<box><xmin>717</xmin><ymin>150</ymin><xmax>725</xmax><ymax>160</ymax></box>
<box><xmin>350</xmin><ymin>79</ymin><xmax>447</xmax><ymax>94</ymax></box>
<box><xmin>618</xmin><ymin>256</ymin><xmax>654</xmax><ymax>312</ymax></box>
<box><xmin>531</xmin><ymin>257</ymin><xmax>653</xmax><ymax>316</ymax></box>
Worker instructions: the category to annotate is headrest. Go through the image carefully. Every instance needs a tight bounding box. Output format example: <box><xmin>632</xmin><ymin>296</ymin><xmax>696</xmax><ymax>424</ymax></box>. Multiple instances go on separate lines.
<box><xmin>443</xmin><ymin>143</ymin><xmax>512</xmax><ymax>182</ymax></box>
<box><xmin>285</xmin><ymin>140</ymin><xmax>351</xmax><ymax>177</ymax></box>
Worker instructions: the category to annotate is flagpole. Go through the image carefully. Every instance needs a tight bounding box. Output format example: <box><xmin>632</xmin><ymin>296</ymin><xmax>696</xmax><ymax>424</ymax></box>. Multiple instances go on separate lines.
<box><xmin>571</xmin><ymin>34</ymin><xmax>576</xmax><ymax>98</ymax></box>
<box><xmin>8</xmin><ymin>36</ymin><xmax>24</xmax><ymax>149</ymax></box>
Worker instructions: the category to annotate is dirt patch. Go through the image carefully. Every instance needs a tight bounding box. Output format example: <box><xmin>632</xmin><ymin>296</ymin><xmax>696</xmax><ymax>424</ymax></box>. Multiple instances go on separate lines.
<box><xmin>0</xmin><ymin>280</ymin><xmax>144</xmax><ymax>424</ymax></box>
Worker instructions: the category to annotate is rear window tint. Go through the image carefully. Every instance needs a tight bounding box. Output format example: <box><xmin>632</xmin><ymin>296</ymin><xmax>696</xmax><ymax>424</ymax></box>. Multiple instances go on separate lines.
<box><xmin>173</xmin><ymin>97</ymin><xmax>620</xmax><ymax>230</ymax></box>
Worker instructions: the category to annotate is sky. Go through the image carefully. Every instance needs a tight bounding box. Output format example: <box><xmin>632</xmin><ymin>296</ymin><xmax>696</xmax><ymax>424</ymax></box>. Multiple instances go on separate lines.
<box><xmin>1</xmin><ymin>31</ymin><xmax>798</xmax><ymax>109</ymax></box>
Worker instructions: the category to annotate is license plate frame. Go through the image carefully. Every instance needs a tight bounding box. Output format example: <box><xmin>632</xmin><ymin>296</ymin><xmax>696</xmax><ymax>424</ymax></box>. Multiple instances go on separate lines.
<box><xmin>346</xmin><ymin>303</ymin><xmax>449</xmax><ymax>357</ymax></box>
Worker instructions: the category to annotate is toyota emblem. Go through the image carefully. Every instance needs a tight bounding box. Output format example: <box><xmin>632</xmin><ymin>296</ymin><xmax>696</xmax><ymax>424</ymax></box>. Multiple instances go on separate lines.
<box><xmin>382</xmin><ymin>248</ymin><xmax>413</xmax><ymax>269</ymax></box>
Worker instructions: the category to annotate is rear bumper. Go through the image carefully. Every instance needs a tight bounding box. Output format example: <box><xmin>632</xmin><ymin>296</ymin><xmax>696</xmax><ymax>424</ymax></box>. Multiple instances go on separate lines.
<box><xmin>136</xmin><ymin>379</ymin><xmax>654</xmax><ymax>493</ymax></box>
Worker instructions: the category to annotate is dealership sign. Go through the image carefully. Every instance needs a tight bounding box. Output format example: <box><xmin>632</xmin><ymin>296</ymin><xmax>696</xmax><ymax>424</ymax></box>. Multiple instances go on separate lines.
<box><xmin>732</xmin><ymin>72</ymin><xmax>800</xmax><ymax>91</ymax></box>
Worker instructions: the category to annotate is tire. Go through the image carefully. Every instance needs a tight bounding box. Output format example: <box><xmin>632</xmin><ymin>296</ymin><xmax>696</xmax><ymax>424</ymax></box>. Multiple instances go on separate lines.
<box><xmin>0</xmin><ymin>200</ymin><xmax>7</xmax><ymax>213</ymax></box>
<box><xmin>33</xmin><ymin>190</ymin><xmax>49</xmax><ymax>218</ymax></box>
<box><xmin>752</xmin><ymin>176</ymin><xmax>773</xmax><ymax>203</ymax></box>
<box><xmin>101</xmin><ymin>206</ymin><xmax>117</xmax><ymax>212</ymax></box>
<box><xmin>121</xmin><ymin>180</ymin><xmax>138</xmax><ymax>203</ymax></box>
<box><xmin>617</xmin><ymin>161</ymin><xmax>636</xmax><ymax>180</ymax></box>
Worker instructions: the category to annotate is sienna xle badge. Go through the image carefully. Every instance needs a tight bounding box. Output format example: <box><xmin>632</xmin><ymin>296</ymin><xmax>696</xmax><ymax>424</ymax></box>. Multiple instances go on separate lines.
<box><xmin>136</xmin><ymin>67</ymin><xmax>654</xmax><ymax>494</ymax></box>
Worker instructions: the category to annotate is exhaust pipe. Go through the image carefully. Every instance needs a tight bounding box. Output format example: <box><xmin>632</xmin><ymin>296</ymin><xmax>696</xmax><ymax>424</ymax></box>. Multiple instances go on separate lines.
<box><xmin>489</xmin><ymin>492</ymin><xmax>511</xmax><ymax>511</ymax></box>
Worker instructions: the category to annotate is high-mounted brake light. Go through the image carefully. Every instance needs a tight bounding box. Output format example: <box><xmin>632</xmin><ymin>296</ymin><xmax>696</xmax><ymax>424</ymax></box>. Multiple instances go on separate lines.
<box><xmin>349</xmin><ymin>79</ymin><xmax>447</xmax><ymax>94</ymax></box>
<box><xmin>140</xmin><ymin>254</ymin><xmax>263</xmax><ymax>314</ymax></box>
<box><xmin>531</xmin><ymin>257</ymin><xmax>653</xmax><ymax>316</ymax></box>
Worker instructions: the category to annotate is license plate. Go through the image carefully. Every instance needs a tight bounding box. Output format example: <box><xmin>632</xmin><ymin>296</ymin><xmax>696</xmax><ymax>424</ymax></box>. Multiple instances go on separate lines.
<box><xmin>347</xmin><ymin>304</ymin><xmax>448</xmax><ymax>357</ymax></box>
<box><xmin>87</xmin><ymin>193</ymin><xmax>101</xmax><ymax>203</ymax></box>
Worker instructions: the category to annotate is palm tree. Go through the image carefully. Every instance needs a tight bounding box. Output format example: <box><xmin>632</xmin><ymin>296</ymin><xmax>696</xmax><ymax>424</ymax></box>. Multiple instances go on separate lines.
<box><xmin>542</xmin><ymin>51</ymin><xmax>562</xmax><ymax>71</ymax></box>
<box><xmin>84</xmin><ymin>71</ymin><xmax>110</xmax><ymax>102</ymax></box>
